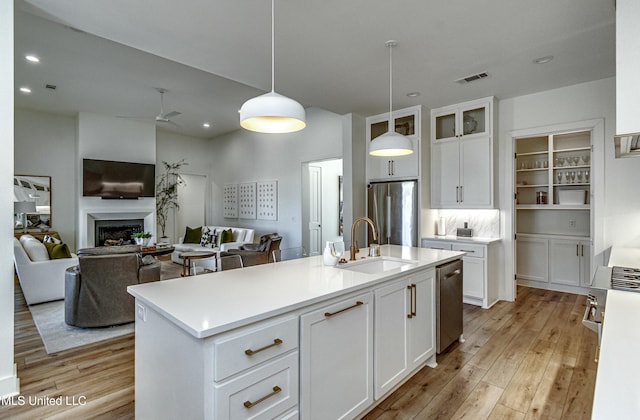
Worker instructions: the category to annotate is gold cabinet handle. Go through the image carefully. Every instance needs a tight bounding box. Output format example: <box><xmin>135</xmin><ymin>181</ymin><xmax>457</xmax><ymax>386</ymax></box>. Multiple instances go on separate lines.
<box><xmin>244</xmin><ymin>338</ymin><xmax>283</xmax><ymax>356</ymax></box>
<box><xmin>324</xmin><ymin>301</ymin><xmax>363</xmax><ymax>317</ymax></box>
<box><xmin>407</xmin><ymin>284</ymin><xmax>416</xmax><ymax>318</ymax></box>
<box><xmin>243</xmin><ymin>386</ymin><xmax>281</xmax><ymax>408</ymax></box>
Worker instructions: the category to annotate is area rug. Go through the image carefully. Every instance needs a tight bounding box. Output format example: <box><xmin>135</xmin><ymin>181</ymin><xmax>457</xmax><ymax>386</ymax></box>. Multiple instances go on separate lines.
<box><xmin>29</xmin><ymin>300</ymin><xmax>134</xmax><ymax>354</ymax></box>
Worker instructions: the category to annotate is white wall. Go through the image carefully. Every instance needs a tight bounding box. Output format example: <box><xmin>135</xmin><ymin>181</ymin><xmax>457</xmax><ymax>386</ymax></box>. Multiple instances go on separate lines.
<box><xmin>76</xmin><ymin>113</ymin><xmax>156</xmax><ymax>247</ymax></box>
<box><xmin>1</xmin><ymin>0</ymin><xmax>18</xmax><ymax>398</ymax></box>
<box><xmin>14</xmin><ymin>109</ymin><xmax>77</xmax><ymax>250</ymax></box>
<box><xmin>209</xmin><ymin>107</ymin><xmax>344</xmax><ymax>249</ymax></box>
<box><xmin>499</xmin><ymin>77</ymin><xmax>617</xmax><ymax>300</ymax></box>
<box><xmin>156</xmin><ymin>129</ymin><xmax>212</xmax><ymax>242</ymax></box>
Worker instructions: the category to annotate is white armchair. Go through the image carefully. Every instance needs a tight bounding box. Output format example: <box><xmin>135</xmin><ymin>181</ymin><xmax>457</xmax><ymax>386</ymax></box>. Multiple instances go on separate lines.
<box><xmin>13</xmin><ymin>237</ymin><xmax>78</xmax><ymax>305</ymax></box>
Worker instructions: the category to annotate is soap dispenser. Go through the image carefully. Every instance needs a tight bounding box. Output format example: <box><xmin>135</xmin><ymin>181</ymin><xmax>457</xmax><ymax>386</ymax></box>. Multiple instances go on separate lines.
<box><xmin>323</xmin><ymin>241</ymin><xmax>339</xmax><ymax>266</ymax></box>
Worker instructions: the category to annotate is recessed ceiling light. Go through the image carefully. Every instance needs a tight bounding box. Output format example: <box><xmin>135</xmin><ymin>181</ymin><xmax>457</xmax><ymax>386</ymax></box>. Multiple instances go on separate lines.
<box><xmin>406</xmin><ymin>92</ymin><xmax>421</xmax><ymax>98</ymax></box>
<box><xmin>19</xmin><ymin>87</ymin><xmax>31</xmax><ymax>94</ymax></box>
<box><xmin>203</xmin><ymin>123</ymin><xmax>210</xmax><ymax>128</ymax></box>
<box><xmin>533</xmin><ymin>55</ymin><xmax>554</xmax><ymax>64</ymax></box>
<box><xmin>25</xmin><ymin>55</ymin><xmax>40</xmax><ymax>63</ymax></box>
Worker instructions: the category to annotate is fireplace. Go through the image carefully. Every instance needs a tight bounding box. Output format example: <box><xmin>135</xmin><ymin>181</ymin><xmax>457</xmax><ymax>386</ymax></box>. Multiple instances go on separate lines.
<box><xmin>95</xmin><ymin>219</ymin><xmax>144</xmax><ymax>247</ymax></box>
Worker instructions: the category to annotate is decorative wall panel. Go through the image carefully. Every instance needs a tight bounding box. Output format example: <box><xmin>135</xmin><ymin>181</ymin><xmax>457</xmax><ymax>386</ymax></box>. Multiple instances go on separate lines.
<box><xmin>257</xmin><ymin>180</ymin><xmax>278</xmax><ymax>220</ymax></box>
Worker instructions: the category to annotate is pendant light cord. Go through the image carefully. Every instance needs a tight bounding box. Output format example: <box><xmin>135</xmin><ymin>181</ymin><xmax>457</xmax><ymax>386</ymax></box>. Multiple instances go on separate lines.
<box><xmin>271</xmin><ymin>0</ymin><xmax>275</xmax><ymax>93</ymax></box>
<box><xmin>388</xmin><ymin>42</ymin><xmax>393</xmax><ymax>126</ymax></box>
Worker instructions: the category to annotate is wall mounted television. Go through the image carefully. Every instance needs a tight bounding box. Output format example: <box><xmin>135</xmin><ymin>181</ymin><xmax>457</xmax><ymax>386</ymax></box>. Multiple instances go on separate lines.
<box><xmin>83</xmin><ymin>158</ymin><xmax>155</xmax><ymax>199</ymax></box>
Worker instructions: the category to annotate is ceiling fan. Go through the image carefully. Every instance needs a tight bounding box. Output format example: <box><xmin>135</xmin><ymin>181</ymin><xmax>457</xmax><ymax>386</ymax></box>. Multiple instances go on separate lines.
<box><xmin>118</xmin><ymin>87</ymin><xmax>181</xmax><ymax>126</ymax></box>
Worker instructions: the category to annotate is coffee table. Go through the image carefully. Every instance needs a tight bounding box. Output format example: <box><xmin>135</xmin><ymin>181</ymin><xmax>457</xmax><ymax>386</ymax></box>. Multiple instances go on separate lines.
<box><xmin>141</xmin><ymin>246</ymin><xmax>175</xmax><ymax>258</ymax></box>
<box><xmin>179</xmin><ymin>251</ymin><xmax>217</xmax><ymax>277</ymax></box>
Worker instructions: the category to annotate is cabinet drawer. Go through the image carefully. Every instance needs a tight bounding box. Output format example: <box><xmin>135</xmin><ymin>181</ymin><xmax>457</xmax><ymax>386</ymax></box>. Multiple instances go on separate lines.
<box><xmin>214</xmin><ymin>315</ymin><xmax>298</xmax><ymax>382</ymax></box>
<box><xmin>421</xmin><ymin>240</ymin><xmax>452</xmax><ymax>250</ymax></box>
<box><xmin>451</xmin><ymin>243</ymin><xmax>485</xmax><ymax>258</ymax></box>
<box><xmin>214</xmin><ymin>351</ymin><xmax>299</xmax><ymax>420</ymax></box>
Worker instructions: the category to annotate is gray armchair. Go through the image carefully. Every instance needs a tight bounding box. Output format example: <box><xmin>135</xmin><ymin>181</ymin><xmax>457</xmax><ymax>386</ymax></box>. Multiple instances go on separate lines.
<box><xmin>221</xmin><ymin>233</ymin><xmax>282</xmax><ymax>267</ymax></box>
<box><xmin>65</xmin><ymin>245</ymin><xmax>160</xmax><ymax>327</ymax></box>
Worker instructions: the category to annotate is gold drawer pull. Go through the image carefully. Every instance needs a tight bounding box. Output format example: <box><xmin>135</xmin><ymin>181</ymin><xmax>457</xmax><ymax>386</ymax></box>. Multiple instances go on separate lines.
<box><xmin>243</xmin><ymin>386</ymin><xmax>282</xmax><ymax>408</ymax></box>
<box><xmin>324</xmin><ymin>301</ymin><xmax>364</xmax><ymax>317</ymax></box>
<box><xmin>245</xmin><ymin>338</ymin><xmax>283</xmax><ymax>356</ymax></box>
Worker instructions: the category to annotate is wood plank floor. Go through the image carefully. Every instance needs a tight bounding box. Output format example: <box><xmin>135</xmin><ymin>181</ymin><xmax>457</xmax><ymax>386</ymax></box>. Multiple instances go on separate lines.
<box><xmin>364</xmin><ymin>286</ymin><xmax>598</xmax><ymax>420</ymax></box>
<box><xmin>1</xmin><ymin>275</ymin><xmax>597</xmax><ymax>419</ymax></box>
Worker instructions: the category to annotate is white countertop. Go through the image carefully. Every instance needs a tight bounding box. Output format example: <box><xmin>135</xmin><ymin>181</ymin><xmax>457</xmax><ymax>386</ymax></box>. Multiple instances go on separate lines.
<box><xmin>422</xmin><ymin>235</ymin><xmax>501</xmax><ymax>245</ymax></box>
<box><xmin>592</xmin><ymin>289</ymin><xmax>640</xmax><ymax>418</ymax></box>
<box><xmin>128</xmin><ymin>245</ymin><xmax>464</xmax><ymax>339</ymax></box>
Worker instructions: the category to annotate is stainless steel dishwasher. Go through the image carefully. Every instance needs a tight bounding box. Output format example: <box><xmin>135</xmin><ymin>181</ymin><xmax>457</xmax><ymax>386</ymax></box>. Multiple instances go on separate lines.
<box><xmin>436</xmin><ymin>259</ymin><xmax>464</xmax><ymax>354</ymax></box>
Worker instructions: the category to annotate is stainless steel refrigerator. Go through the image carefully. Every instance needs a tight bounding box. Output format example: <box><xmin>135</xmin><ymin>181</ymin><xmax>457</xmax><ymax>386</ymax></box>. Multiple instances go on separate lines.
<box><xmin>367</xmin><ymin>180</ymin><xmax>419</xmax><ymax>247</ymax></box>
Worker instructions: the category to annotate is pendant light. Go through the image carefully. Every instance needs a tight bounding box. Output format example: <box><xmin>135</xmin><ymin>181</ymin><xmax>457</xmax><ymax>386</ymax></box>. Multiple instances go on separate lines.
<box><xmin>239</xmin><ymin>0</ymin><xmax>306</xmax><ymax>133</ymax></box>
<box><xmin>369</xmin><ymin>40</ymin><xmax>413</xmax><ymax>156</ymax></box>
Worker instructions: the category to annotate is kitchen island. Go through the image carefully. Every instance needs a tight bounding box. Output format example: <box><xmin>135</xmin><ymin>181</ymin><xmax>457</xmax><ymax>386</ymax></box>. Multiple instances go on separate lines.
<box><xmin>128</xmin><ymin>244</ymin><xmax>464</xmax><ymax>419</ymax></box>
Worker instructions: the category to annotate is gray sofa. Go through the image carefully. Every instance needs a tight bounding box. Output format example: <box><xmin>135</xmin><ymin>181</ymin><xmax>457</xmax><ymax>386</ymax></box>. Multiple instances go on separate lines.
<box><xmin>65</xmin><ymin>244</ymin><xmax>160</xmax><ymax>328</ymax></box>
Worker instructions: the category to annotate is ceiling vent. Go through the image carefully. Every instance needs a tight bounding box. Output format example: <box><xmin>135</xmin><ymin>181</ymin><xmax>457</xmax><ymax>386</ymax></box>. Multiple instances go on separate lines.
<box><xmin>455</xmin><ymin>72</ymin><xmax>489</xmax><ymax>84</ymax></box>
<box><xmin>45</xmin><ymin>84</ymin><xmax>57</xmax><ymax>90</ymax></box>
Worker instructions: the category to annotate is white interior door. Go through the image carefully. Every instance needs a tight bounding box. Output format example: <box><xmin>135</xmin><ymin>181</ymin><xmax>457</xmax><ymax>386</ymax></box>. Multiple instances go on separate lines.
<box><xmin>176</xmin><ymin>174</ymin><xmax>207</xmax><ymax>242</ymax></box>
<box><xmin>308</xmin><ymin>166</ymin><xmax>322</xmax><ymax>256</ymax></box>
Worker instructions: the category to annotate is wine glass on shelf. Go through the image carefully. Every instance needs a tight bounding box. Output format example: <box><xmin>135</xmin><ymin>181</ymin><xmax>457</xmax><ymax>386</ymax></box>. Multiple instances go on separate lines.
<box><xmin>572</xmin><ymin>156</ymin><xmax>580</xmax><ymax>166</ymax></box>
<box><xmin>583</xmin><ymin>154</ymin><xmax>590</xmax><ymax>166</ymax></box>
<box><xmin>585</xmin><ymin>170</ymin><xmax>590</xmax><ymax>183</ymax></box>
<box><xmin>569</xmin><ymin>171</ymin><xmax>576</xmax><ymax>184</ymax></box>
<box><xmin>564</xmin><ymin>172</ymin><xmax>570</xmax><ymax>184</ymax></box>
<box><xmin>577</xmin><ymin>170</ymin><xmax>583</xmax><ymax>184</ymax></box>
<box><xmin>556</xmin><ymin>171</ymin><xmax>562</xmax><ymax>184</ymax></box>
<box><xmin>557</xmin><ymin>157</ymin><xmax>565</xmax><ymax>167</ymax></box>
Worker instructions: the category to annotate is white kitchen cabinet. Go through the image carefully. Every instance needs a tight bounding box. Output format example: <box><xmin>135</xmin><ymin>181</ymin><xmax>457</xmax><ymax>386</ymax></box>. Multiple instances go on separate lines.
<box><xmin>430</xmin><ymin>97</ymin><xmax>496</xmax><ymax>208</ymax></box>
<box><xmin>516</xmin><ymin>236</ymin><xmax>549</xmax><ymax>283</ymax></box>
<box><xmin>616</xmin><ymin>0</ymin><xmax>640</xmax><ymax>135</ymax></box>
<box><xmin>421</xmin><ymin>239</ymin><xmax>499</xmax><ymax>308</ymax></box>
<box><xmin>517</xmin><ymin>234</ymin><xmax>592</xmax><ymax>293</ymax></box>
<box><xmin>549</xmin><ymin>238</ymin><xmax>591</xmax><ymax>287</ymax></box>
<box><xmin>134</xmin><ymin>308</ymin><xmax>299</xmax><ymax>420</ymax></box>
<box><xmin>366</xmin><ymin>105</ymin><xmax>422</xmax><ymax>181</ymax></box>
<box><xmin>300</xmin><ymin>292</ymin><xmax>373</xmax><ymax>419</ymax></box>
<box><xmin>373</xmin><ymin>268</ymin><xmax>435</xmax><ymax>399</ymax></box>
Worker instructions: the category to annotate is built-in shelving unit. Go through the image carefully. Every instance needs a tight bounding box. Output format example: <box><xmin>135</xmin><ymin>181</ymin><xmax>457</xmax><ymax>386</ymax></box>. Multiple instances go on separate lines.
<box><xmin>515</xmin><ymin>130</ymin><xmax>592</xmax><ymax>294</ymax></box>
<box><xmin>515</xmin><ymin>132</ymin><xmax>591</xmax><ymax>208</ymax></box>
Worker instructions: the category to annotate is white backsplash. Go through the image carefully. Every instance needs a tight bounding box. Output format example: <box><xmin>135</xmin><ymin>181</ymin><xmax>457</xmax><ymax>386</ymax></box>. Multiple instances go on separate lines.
<box><xmin>438</xmin><ymin>209</ymin><xmax>500</xmax><ymax>238</ymax></box>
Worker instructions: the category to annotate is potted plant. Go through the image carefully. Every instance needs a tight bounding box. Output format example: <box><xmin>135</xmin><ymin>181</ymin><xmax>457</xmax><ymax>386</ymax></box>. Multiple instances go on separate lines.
<box><xmin>156</xmin><ymin>159</ymin><xmax>187</xmax><ymax>244</ymax></box>
<box><xmin>132</xmin><ymin>231</ymin><xmax>152</xmax><ymax>246</ymax></box>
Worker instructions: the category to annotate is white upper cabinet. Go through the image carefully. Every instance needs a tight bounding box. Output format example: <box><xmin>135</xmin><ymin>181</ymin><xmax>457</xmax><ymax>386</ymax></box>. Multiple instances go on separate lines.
<box><xmin>430</xmin><ymin>97</ymin><xmax>496</xmax><ymax>208</ymax></box>
<box><xmin>616</xmin><ymin>0</ymin><xmax>640</xmax><ymax>135</ymax></box>
<box><xmin>366</xmin><ymin>105</ymin><xmax>422</xmax><ymax>181</ymax></box>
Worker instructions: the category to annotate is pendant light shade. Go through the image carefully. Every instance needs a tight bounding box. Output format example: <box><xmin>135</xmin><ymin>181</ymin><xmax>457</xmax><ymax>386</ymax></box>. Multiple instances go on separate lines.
<box><xmin>240</xmin><ymin>0</ymin><xmax>306</xmax><ymax>133</ymax></box>
<box><xmin>240</xmin><ymin>91</ymin><xmax>306</xmax><ymax>133</ymax></box>
<box><xmin>369</xmin><ymin>40</ymin><xmax>413</xmax><ymax>156</ymax></box>
<box><xmin>369</xmin><ymin>131</ymin><xmax>414</xmax><ymax>156</ymax></box>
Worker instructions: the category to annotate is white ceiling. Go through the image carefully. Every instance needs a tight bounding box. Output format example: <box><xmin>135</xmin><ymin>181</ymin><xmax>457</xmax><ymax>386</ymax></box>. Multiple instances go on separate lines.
<box><xmin>15</xmin><ymin>0</ymin><xmax>616</xmax><ymax>139</ymax></box>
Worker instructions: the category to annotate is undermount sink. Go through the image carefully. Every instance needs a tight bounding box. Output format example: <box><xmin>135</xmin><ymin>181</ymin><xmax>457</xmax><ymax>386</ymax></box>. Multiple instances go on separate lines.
<box><xmin>339</xmin><ymin>257</ymin><xmax>417</xmax><ymax>274</ymax></box>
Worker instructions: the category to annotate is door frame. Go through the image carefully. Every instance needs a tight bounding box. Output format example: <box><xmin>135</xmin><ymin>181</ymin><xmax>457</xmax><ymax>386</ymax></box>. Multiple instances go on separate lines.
<box><xmin>507</xmin><ymin>118</ymin><xmax>603</xmax><ymax>301</ymax></box>
<box><xmin>301</xmin><ymin>157</ymin><xmax>343</xmax><ymax>256</ymax></box>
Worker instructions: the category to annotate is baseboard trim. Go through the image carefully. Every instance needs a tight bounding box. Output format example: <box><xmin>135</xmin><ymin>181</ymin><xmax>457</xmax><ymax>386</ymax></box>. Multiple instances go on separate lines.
<box><xmin>0</xmin><ymin>363</ymin><xmax>20</xmax><ymax>398</ymax></box>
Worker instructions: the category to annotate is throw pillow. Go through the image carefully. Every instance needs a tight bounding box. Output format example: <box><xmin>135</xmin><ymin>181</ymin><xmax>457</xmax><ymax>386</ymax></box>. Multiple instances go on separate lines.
<box><xmin>200</xmin><ymin>227</ymin><xmax>218</xmax><ymax>248</ymax></box>
<box><xmin>43</xmin><ymin>241</ymin><xmax>72</xmax><ymax>259</ymax></box>
<box><xmin>220</xmin><ymin>228</ymin><xmax>233</xmax><ymax>244</ymax></box>
<box><xmin>43</xmin><ymin>234</ymin><xmax>62</xmax><ymax>244</ymax></box>
<box><xmin>21</xmin><ymin>237</ymin><xmax>50</xmax><ymax>261</ymax></box>
<box><xmin>184</xmin><ymin>226</ymin><xmax>202</xmax><ymax>244</ymax></box>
